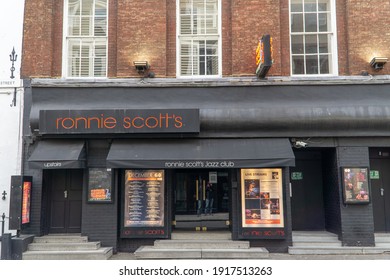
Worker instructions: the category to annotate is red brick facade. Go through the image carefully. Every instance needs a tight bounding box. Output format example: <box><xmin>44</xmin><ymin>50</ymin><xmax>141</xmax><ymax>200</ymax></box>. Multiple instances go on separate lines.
<box><xmin>21</xmin><ymin>0</ymin><xmax>390</xmax><ymax>78</ymax></box>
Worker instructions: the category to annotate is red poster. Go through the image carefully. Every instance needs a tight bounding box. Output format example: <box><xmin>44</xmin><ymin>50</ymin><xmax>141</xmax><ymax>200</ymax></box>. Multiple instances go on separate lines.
<box><xmin>22</xmin><ymin>181</ymin><xmax>32</xmax><ymax>224</ymax></box>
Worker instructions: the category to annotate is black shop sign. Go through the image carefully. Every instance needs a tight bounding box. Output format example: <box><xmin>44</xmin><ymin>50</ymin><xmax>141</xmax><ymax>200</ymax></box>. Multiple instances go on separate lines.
<box><xmin>39</xmin><ymin>109</ymin><xmax>200</xmax><ymax>134</ymax></box>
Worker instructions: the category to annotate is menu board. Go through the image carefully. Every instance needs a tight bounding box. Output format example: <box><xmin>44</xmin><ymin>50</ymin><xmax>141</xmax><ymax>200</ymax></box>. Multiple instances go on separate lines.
<box><xmin>124</xmin><ymin>170</ymin><xmax>164</xmax><ymax>227</ymax></box>
<box><xmin>342</xmin><ymin>167</ymin><xmax>370</xmax><ymax>204</ymax></box>
<box><xmin>88</xmin><ymin>168</ymin><xmax>113</xmax><ymax>202</ymax></box>
<box><xmin>241</xmin><ymin>169</ymin><xmax>284</xmax><ymax>228</ymax></box>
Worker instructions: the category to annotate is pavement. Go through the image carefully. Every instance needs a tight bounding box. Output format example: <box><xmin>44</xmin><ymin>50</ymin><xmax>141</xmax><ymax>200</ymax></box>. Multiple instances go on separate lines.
<box><xmin>109</xmin><ymin>252</ymin><xmax>390</xmax><ymax>260</ymax></box>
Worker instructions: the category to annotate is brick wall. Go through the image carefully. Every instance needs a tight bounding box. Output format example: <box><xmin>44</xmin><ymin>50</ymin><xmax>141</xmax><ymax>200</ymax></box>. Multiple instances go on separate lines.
<box><xmin>22</xmin><ymin>0</ymin><xmax>55</xmax><ymax>78</ymax></box>
<box><xmin>345</xmin><ymin>0</ymin><xmax>390</xmax><ymax>75</ymax></box>
<box><xmin>21</xmin><ymin>1</ymin><xmax>390</xmax><ymax>79</ymax></box>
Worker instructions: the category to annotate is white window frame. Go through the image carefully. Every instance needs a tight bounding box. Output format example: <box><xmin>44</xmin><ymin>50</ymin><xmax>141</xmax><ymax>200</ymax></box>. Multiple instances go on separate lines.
<box><xmin>62</xmin><ymin>0</ymin><xmax>109</xmax><ymax>78</ymax></box>
<box><xmin>289</xmin><ymin>0</ymin><xmax>338</xmax><ymax>76</ymax></box>
<box><xmin>176</xmin><ymin>0</ymin><xmax>222</xmax><ymax>78</ymax></box>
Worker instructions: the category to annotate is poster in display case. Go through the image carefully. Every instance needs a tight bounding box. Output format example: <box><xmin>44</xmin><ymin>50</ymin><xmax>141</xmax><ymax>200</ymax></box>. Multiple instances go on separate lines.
<box><xmin>88</xmin><ymin>168</ymin><xmax>113</xmax><ymax>203</ymax></box>
<box><xmin>122</xmin><ymin>170</ymin><xmax>167</xmax><ymax>238</ymax></box>
<box><xmin>241</xmin><ymin>168</ymin><xmax>284</xmax><ymax>228</ymax></box>
<box><xmin>342</xmin><ymin>167</ymin><xmax>370</xmax><ymax>204</ymax></box>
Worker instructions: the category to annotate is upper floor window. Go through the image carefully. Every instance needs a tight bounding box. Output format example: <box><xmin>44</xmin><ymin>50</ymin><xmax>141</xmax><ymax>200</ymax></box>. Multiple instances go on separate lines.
<box><xmin>64</xmin><ymin>0</ymin><xmax>108</xmax><ymax>78</ymax></box>
<box><xmin>177</xmin><ymin>0</ymin><xmax>221</xmax><ymax>77</ymax></box>
<box><xmin>290</xmin><ymin>0</ymin><xmax>338</xmax><ymax>75</ymax></box>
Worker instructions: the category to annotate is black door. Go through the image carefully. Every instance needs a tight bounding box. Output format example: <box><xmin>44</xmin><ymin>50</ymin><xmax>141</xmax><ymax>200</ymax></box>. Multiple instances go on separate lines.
<box><xmin>49</xmin><ymin>169</ymin><xmax>83</xmax><ymax>233</ymax></box>
<box><xmin>174</xmin><ymin>170</ymin><xmax>230</xmax><ymax>230</ymax></box>
<box><xmin>291</xmin><ymin>151</ymin><xmax>325</xmax><ymax>230</ymax></box>
<box><xmin>371</xmin><ymin>158</ymin><xmax>390</xmax><ymax>232</ymax></box>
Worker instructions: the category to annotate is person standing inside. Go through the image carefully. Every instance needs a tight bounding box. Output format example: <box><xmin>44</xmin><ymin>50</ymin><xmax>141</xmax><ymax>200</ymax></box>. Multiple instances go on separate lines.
<box><xmin>205</xmin><ymin>182</ymin><xmax>215</xmax><ymax>215</ymax></box>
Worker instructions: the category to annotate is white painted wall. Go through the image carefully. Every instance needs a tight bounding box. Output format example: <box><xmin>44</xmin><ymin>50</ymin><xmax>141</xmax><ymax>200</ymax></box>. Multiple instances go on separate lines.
<box><xmin>0</xmin><ymin>0</ymin><xmax>25</xmax><ymax>243</ymax></box>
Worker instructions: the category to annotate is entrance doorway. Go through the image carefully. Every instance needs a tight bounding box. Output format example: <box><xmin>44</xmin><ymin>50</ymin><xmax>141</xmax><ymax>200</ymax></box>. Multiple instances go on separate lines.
<box><xmin>370</xmin><ymin>156</ymin><xmax>390</xmax><ymax>232</ymax></box>
<box><xmin>290</xmin><ymin>151</ymin><xmax>325</xmax><ymax>230</ymax></box>
<box><xmin>45</xmin><ymin>169</ymin><xmax>83</xmax><ymax>233</ymax></box>
<box><xmin>173</xmin><ymin>170</ymin><xmax>230</xmax><ymax>230</ymax></box>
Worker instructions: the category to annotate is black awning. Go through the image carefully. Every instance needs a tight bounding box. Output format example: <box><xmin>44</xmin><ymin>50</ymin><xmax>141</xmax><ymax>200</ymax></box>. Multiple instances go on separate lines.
<box><xmin>106</xmin><ymin>138</ymin><xmax>295</xmax><ymax>169</ymax></box>
<box><xmin>28</xmin><ymin>140</ymin><xmax>86</xmax><ymax>169</ymax></box>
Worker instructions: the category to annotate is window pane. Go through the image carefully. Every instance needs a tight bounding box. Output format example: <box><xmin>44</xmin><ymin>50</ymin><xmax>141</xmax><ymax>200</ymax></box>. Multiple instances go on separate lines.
<box><xmin>81</xmin><ymin>0</ymin><xmax>93</xmax><ymax>16</ymax></box>
<box><xmin>180</xmin><ymin>0</ymin><xmax>192</xmax><ymax>14</ymax></box>
<box><xmin>305</xmin><ymin>13</ymin><xmax>317</xmax><ymax>32</ymax></box>
<box><xmin>306</xmin><ymin>55</ymin><xmax>319</xmax><ymax>74</ymax></box>
<box><xmin>94</xmin><ymin>17</ymin><xmax>106</xmax><ymax>36</ymax></box>
<box><xmin>305</xmin><ymin>35</ymin><xmax>318</xmax><ymax>54</ymax></box>
<box><xmin>178</xmin><ymin>0</ymin><xmax>220</xmax><ymax>76</ymax></box>
<box><xmin>291</xmin><ymin>14</ymin><xmax>304</xmax><ymax>32</ymax></box>
<box><xmin>292</xmin><ymin>55</ymin><xmax>305</xmax><ymax>74</ymax></box>
<box><xmin>69</xmin><ymin>16</ymin><xmax>80</xmax><ymax>36</ymax></box>
<box><xmin>207</xmin><ymin>55</ymin><xmax>218</xmax><ymax>75</ymax></box>
<box><xmin>180</xmin><ymin>15</ymin><xmax>192</xmax><ymax>34</ymax></box>
<box><xmin>318</xmin><ymin>34</ymin><xmax>329</xmax><ymax>53</ymax></box>
<box><xmin>318</xmin><ymin>13</ymin><xmax>330</xmax><ymax>31</ymax></box>
<box><xmin>320</xmin><ymin>55</ymin><xmax>330</xmax><ymax>74</ymax></box>
<box><xmin>69</xmin><ymin>0</ymin><xmax>81</xmax><ymax>16</ymax></box>
<box><xmin>318</xmin><ymin>0</ymin><xmax>330</xmax><ymax>11</ymax></box>
<box><xmin>291</xmin><ymin>35</ymin><xmax>304</xmax><ymax>54</ymax></box>
<box><xmin>291</xmin><ymin>0</ymin><xmax>303</xmax><ymax>12</ymax></box>
<box><xmin>206</xmin><ymin>40</ymin><xmax>218</xmax><ymax>55</ymax></box>
<box><xmin>304</xmin><ymin>0</ymin><xmax>317</xmax><ymax>12</ymax></box>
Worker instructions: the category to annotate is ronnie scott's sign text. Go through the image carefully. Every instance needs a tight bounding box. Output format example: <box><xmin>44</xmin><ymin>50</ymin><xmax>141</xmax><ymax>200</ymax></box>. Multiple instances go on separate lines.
<box><xmin>39</xmin><ymin>109</ymin><xmax>200</xmax><ymax>134</ymax></box>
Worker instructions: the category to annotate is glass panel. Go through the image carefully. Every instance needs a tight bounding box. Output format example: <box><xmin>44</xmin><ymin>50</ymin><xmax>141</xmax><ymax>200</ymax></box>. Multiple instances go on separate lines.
<box><xmin>94</xmin><ymin>17</ymin><xmax>106</xmax><ymax>36</ymax></box>
<box><xmin>80</xmin><ymin>16</ymin><xmax>92</xmax><ymax>36</ymax></box>
<box><xmin>291</xmin><ymin>14</ymin><xmax>304</xmax><ymax>32</ymax></box>
<box><xmin>206</xmin><ymin>40</ymin><xmax>218</xmax><ymax>55</ymax></box>
<box><xmin>304</xmin><ymin>0</ymin><xmax>317</xmax><ymax>12</ymax></box>
<box><xmin>318</xmin><ymin>34</ymin><xmax>329</xmax><ymax>53</ymax></box>
<box><xmin>181</xmin><ymin>42</ymin><xmax>191</xmax><ymax>56</ymax></box>
<box><xmin>291</xmin><ymin>0</ymin><xmax>303</xmax><ymax>12</ymax></box>
<box><xmin>306</xmin><ymin>55</ymin><xmax>319</xmax><ymax>74</ymax></box>
<box><xmin>199</xmin><ymin>56</ymin><xmax>205</xmax><ymax>75</ymax></box>
<box><xmin>207</xmin><ymin>55</ymin><xmax>218</xmax><ymax>75</ymax></box>
<box><xmin>81</xmin><ymin>0</ymin><xmax>93</xmax><ymax>16</ymax></box>
<box><xmin>305</xmin><ymin>35</ymin><xmax>318</xmax><ymax>54</ymax></box>
<box><xmin>95</xmin><ymin>0</ymin><xmax>107</xmax><ymax>16</ymax></box>
<box><xmin>180</xmin><ymin>0</ymin><xmax>192</xmax><ymax>14</ymax></box>
<box><xmin>320</xmin><ymin>54</ymin><xmax>330</xmax><ymax>74</ymax></box>
<box><xmin>180</xmin><ymin>15</ymin><xmax>192</xmax><ymax>34</ymax></box>
<box><xmin>192</xmin><ymin>56</ymin><xmax>199</xmax><ymax>75</ymax></box>
<box><xmin>206</xmin><ymin>0</ymin><xmax>218</xmax><ymax>14</ymax></box>
<box><xmin>291</xmin><ymin>35</ymin><xmax>304</xmax><ymax>54</ymax></box>
<box><xmin>206</xmin><ymin>15</ymin><xmax>218</xmax><ymax>34</ymax></box>
<box><xmin>68</xmin><ymin>0</ymin><xmax>81</xmax><ymax>16</ymax></box>
<box><xmin>292</xmin><ymin>55</ymin><xmax>305</xmax><ymax>74</ymax></box>
<box><xmin>68</xmin><ymin>16</ymin><xmax>80</xmax><ymax>36</ymax></box>
<box><xmin>181</xmin><ymin>56</ymin><xmax>192</xmax><ymax>75</ymax></box>
<box><xmin>305</xmin><ymin>13</ymin><xmax>317</xmax><ymax>32</ymax></box>
<box><xmin>318</xmin><ymin>0</ymin><xmax>329</xmax><ymax>11</ymax></box>
<box><xmin>318</xmin><ymin>13</ymin><xmax>329</xmax><ymax>32</ymax></box>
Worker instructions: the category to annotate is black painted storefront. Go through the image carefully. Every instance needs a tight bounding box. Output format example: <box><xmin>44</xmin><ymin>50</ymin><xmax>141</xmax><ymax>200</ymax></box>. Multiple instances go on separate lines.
<box><xmin>20</xmin><ymin>80</ymin><xmax>390</xmax><ymax>252</ymax></box>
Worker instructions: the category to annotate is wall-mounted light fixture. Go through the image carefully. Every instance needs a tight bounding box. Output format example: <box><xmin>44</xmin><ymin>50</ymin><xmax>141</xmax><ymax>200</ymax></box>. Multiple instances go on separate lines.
<box><xmin>370</xmin><ymin>57</ymin><xmax>388</xmax><ymax>70</ymax></box>
<box><xmin>133</xmin><ymin>61</ymin><xmax>150</xmax><ymax>74</ymax></box>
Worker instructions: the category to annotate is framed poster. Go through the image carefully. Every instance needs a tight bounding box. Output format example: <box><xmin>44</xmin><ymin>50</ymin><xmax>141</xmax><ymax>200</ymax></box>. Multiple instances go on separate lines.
<box><xmin>22</xmin><ymin>181</ymin><xmax>32</xmax><ymax>224</ymax></box>
<box><xmin>88</xmin><ymin>168</ymin><xmax>113</xmax><ymax>203</ymax></box>
<box><xmin>241</xmin><ymin>168</ymin><xmax>284</xmax><ymax>228</ymax></box>
<box><xmin>342</xmin><ymin>167</ymin><xmax>370</xmax><ymax>204</ymax></box>
<box><xmin>122</xmin><ymin>170</ymin><xmax>167</xmax><ymax>238</ymax></box>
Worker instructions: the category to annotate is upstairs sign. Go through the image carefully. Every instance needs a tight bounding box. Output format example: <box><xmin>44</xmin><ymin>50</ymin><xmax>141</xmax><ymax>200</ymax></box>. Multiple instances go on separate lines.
<box><xmin>256</xmin><ymin>34</ymin><xmax>273</xmax><ymax>78</ymax></box>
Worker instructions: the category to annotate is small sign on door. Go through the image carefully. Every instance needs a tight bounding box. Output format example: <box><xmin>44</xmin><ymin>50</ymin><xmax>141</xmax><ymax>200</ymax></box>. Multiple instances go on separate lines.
<box><xmin>370</xmin><ymin>170</ymin><xmax>380</xmax><ymax>180</ymax></box>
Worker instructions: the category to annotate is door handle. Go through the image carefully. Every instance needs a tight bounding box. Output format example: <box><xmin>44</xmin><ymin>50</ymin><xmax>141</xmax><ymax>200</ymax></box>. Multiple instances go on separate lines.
<box><xmin>380</xmin><ymin>188</ymin><xmax>384</xmax><ymax>197</ymax></box>
<box><xmin>64</xmin><ymin>190</ymin><xmax>68</xmax><ymax>199</ymax></box>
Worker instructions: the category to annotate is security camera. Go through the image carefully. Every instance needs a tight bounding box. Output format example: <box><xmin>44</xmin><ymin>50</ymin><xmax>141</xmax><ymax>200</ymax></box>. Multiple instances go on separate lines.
<box><xmin>295</xmin><ymin>141</ymin><xmax>308</xmax><ymax>148</ymax></box>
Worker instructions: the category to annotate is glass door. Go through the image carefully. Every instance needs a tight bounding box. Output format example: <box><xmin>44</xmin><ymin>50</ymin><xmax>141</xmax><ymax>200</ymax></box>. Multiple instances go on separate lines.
<box><xmin>174</xmin><ymin>169</ymin><xmax>230</xmax><ymax>231</ymax></box>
